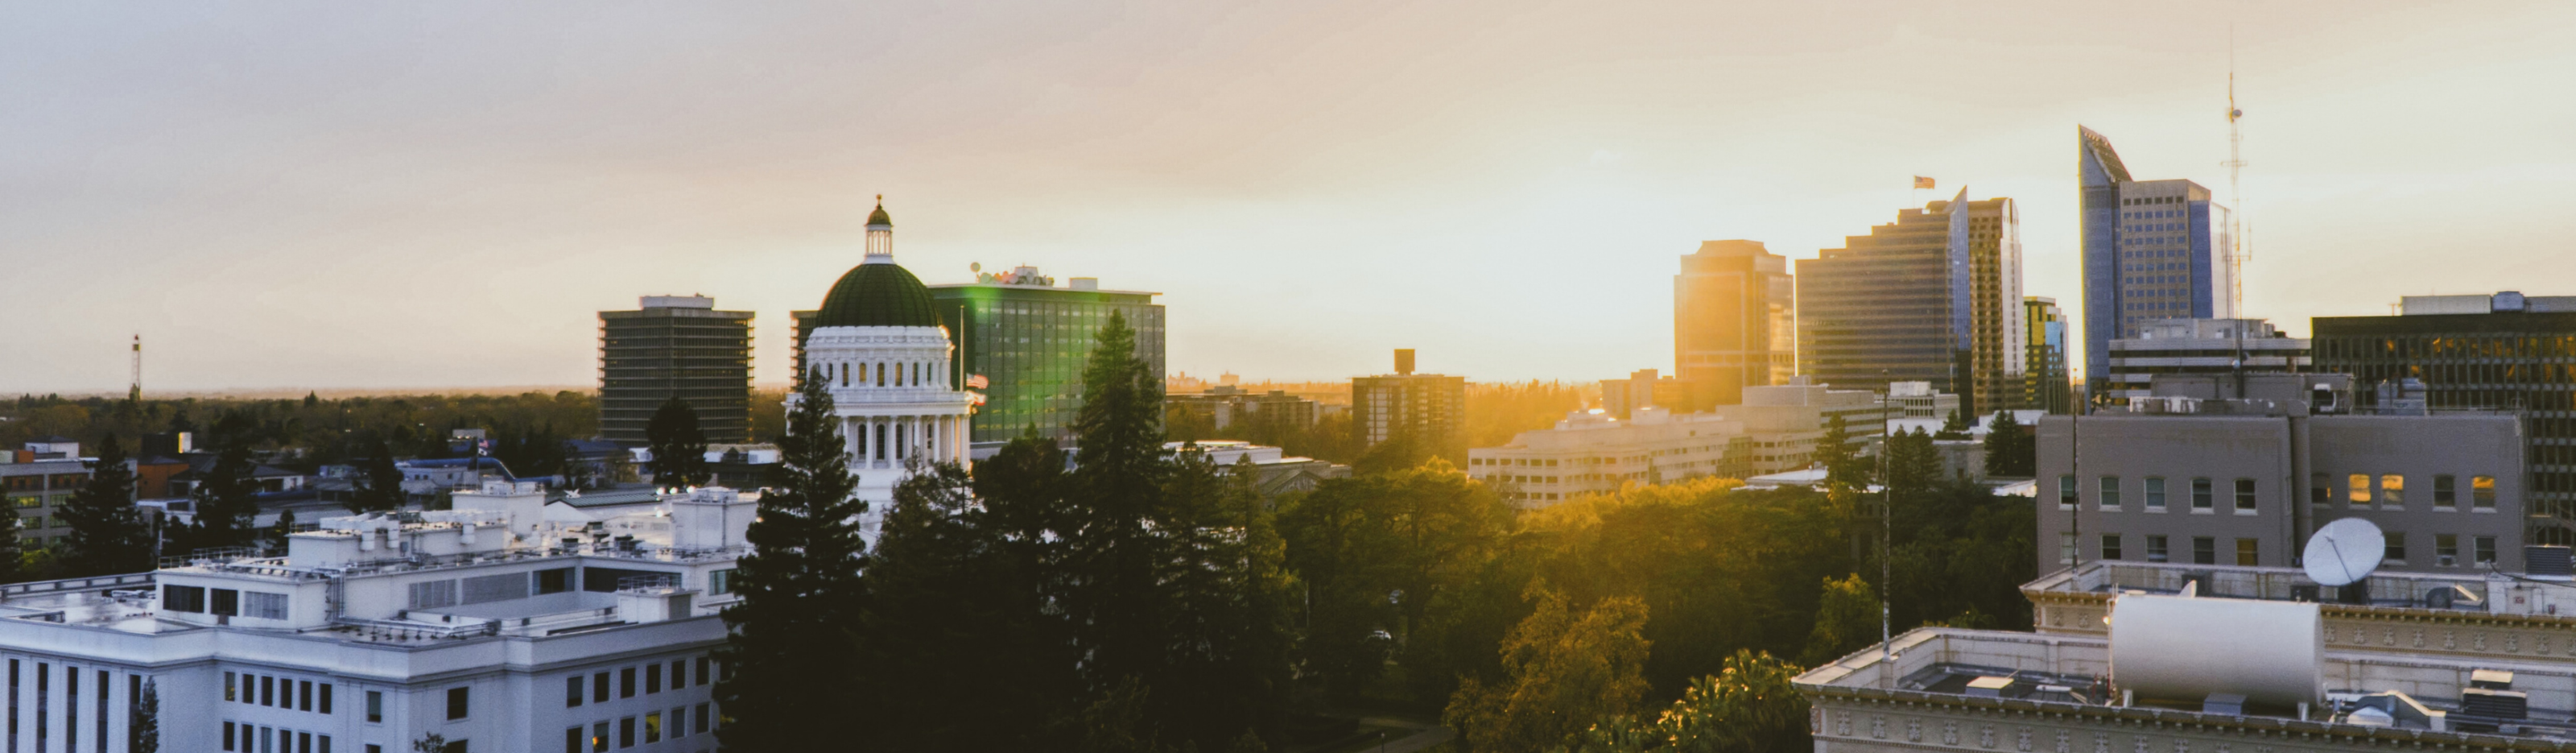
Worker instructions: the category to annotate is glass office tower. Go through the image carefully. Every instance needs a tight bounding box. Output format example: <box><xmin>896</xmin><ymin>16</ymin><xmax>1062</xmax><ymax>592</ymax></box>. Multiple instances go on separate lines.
<box><xmin>2079</xmin><ymin>126</ymin><xmax>2236</xmax><ymax>401</ymax></box>
<box><xmin>1673</xmin><ymin>240</ymin><xmax>1795</xmax><ymax>408</ymax></box>
<box><xmin>1797</xmin><ymin>189</ymin><xmax>2025</xmax><ymax>415</ymax></box>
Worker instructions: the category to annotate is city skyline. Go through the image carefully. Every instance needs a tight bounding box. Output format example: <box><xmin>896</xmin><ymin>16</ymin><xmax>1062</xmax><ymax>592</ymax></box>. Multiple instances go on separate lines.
<box><xmin>10</xmin><ymin>2</ymin><xmax>2576</xmax><ymax>392</ymax></box>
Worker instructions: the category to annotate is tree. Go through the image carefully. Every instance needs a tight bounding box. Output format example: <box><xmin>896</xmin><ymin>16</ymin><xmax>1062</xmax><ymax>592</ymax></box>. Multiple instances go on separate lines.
<box><xmin>349</xmin><ymin>436</ymin><xmax>407</xmax><ymax>515</ymax></box>
<box><xmin>1981</xmin><ymin>412</ymin><xmax>2034</xmax><ymax>478</ymax></box>
<box><xmin>1935</xmin><ymin>406</ymin><xmax>1973</xmax><ymax>441</ymax></box>
<box><xmin>646</xmin><ymin>398</ymin><xmax>712</xmax><ymax>491</ymax></box>
<box><xmin>130</xmin><ymin>679</ymin><xmax>159</xmax><ymax>753</ymax></box>
<box><xmin>714</xmin><ymin>372</ymin><xmax>869</xmax><ymax>752</ymax></box>
<box><xmin>1443</xmin><ymin>585</ymin><xmax>1653</xmax><ymax>753</ymax></box>
<box><xmin>181</xmin><ymin>444</ymin><xmax>262</xmax><ymax>552</ymax></box>
<box><xmin>266</xmin><ymin>508</ymin><xmax>296</xmax><ymax>554</ymax></box>
<box><xmin>1059</xmin><ymin>309</ymin><xmax>1173</xmax><ymax>701</ymax></box>
<box><xmin>1558</xmin><ymin>650</ymin><xmax>1810</xmax><ymax>753</ymax></box>
<box><xmin>1882</xmin><ymin>428</ymin><xmax>1941</xmax><ymax>503</ymax></box>
<box><xmin>1811</xmin><ymin>415</ymin><xmax>1865</xmax><ymax>486</ymax></box>
<box><xmin>1798</xmin><ymin>575</ymin><xmax>1878</xmax><ymax>667</ymax></box>
<box><xmin>60</xmin><ymin>435</ymin><xmax>153</xmax><ymax>577</ymax></box>
<box><xmin>411</xmin><ymin>733</ymin><xmax>455</xmax><ymax>753</ymax></box>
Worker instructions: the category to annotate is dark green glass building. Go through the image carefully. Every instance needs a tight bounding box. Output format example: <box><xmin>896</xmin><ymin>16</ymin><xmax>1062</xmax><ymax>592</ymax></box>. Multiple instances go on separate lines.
<box><xmin>928</xmin><ymin>267</ymin><xmax>1164</xmax><ymax>446</ymax></box>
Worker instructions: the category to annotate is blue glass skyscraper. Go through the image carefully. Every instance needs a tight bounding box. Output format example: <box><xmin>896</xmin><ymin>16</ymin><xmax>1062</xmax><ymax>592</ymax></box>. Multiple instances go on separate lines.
<box><xmin>2079</xmin><ymin>126</ymin><xmax>2235</xmax><ymax>402</ymax></box>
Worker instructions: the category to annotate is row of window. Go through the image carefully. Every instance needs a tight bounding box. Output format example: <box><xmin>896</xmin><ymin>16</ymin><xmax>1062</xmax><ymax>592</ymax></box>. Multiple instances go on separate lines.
<box><xmin>567</xmin><ymin>657</ymin><xmax>710</xmax><ymax>707</ymax></box>
<box><xmin>2068</xmin><ymin>532</ymin><xmax>2502</xmax><ymax>568</ymax></box>
<box><xmin>221</xmin><ymin>722</ymin><xmax>334</xmax><ymax>753</ymax></box>
<box><xmin>165</xmin><ymin>585</ymin><xmax>291</xmax><ymax>619</ymax></box>
<box><xmin>6</xmin><ymin>660</ymin><xmax>125</xmax><ymax>753</ymax></box>
<box><xmin>2329</xmin><ymin>474</ymin><xmax>2497</xmax><ymax>510</ymax></box>
<box><xmin>565</xmin><ymin>703</ymin><xmax>712</xmax><ymax>752</ymax></box>
<box><xmin>2058</xmin><ymin>475</ymin><xmax>2256</xmax><ymax>514</ymax></box>
<box><xmin>224</xmin><ymin>672</ymin><xmax>332</xmax><ymax>713</ymax></box>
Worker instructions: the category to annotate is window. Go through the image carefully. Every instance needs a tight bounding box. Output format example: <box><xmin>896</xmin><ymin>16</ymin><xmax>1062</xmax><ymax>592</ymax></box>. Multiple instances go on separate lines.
<box><xmin>2386</xmin><ymin>532</ymin><xmax>2409</xmax><ymax>564</ymax></box>
<box><xmin>225</xmin><ymin>672</ymin><xmax>237</xmax><ymax>702</ymax></box>
<box><xmin>2099</xmin><ymin>534</ymin><xmax>2122</xmax><ymax>561</ymax></box>
<box><xmin>2058</xmin><ymin>475</ymin><xmax>2077</xmax><ymax>509</ymax></box>
<box><xmin>708</xmin><ymin>569</ymin><xmax>734</xmax><ymax>596</ymax></box>
<box><xmin>620</xmin><ymin>668</ymin><xmax>636</xmax><ymax>698</ymax></box>
<box><xmin>2192</xmin><ymin>536</ymin><xmax>2215</xmax><ymax>565</ymax></box>
<box><xmin>2476</xmin><ymin>536</ymin><xmax>2498</xmax><ymax>565</ymax></box>
<box><xmin>261</xmin><ymin>676</ymin><xmax>274</xmax><ymax>706</ymax></box>
<box><xmin>225</xmin><ymin>722</ymin><xmax>236</xmax><ymax>751</ymax></box>
<box><xmin>2380</xmin><ymin>474</ymin><xmax>2405</xmax><ymax>507</ymax></box>
<box><xmin>300</xmin><ymin>680</ymin><xmax>313</xmax><ymax>711</ymax></box>
<box><xmin>365</xmin><ymin>691</ymin><xmax>382</xmax><ymax>723</ymax></box>
<box><xmin>446</xmin><ymin>686</ymin><xmax>469</xmax><ymax>720</ymax></box>
<box><xmin>566</xmin><ymin>676</ymin><xmax>583</xmax><ymax>707</ymax></box>
<box><xmin>213</xmin><ymin>589</ymin><xmax>240</xmax><ymax>617</ymax></box>
<box><xmin>2145</xmin><ymin>478</ymin><xmax>2166</xmax><ymax>511</ymax></box>
<box><xmin>2349</xmin><ymin>474</ymin><xmax>2370</xmax><ymax>505</ymax></box>
<box><xmin>2058</xmin><ymin>532</ymin><xmax>2076</xmax><ymax>565</ymax></box>
<box><xmin>2098</xmin><ymin>476</ymin><xmax>2120</xmax><ymax>510</ymax></box>
<box><xmin>321</xmin><ymin>684</ymin><xmax>332</xmax><ymax>714</ymax></box>
<box><xmin>2434</xmin><ymin>475</ymin><xmax>2458</xmax><ymax>509</ymax></box>
<box><xmin>536</xmin><ymin>568</ymin><xmax>574</xmax><ymax>595</ymax></box>
<box><xmin>645</xmin><ymin>712</ymin><xmax>663</xmax><ymax>743</ymax></box>
<box><xmin>696</xmin><ymin>658</ymin><xmax>709</xmax><ymax>686</ymax></box>
<box><xmin>619</xmin><ymin>717</ymin><xmax>635</xmax><ymax>748</ymax></box>
<box><xmin>246</xmin><ymin>592</ymin><xmax>288</xmax><ymax>620</ymax></box>
<box><xmin>694</xmin><ymin>703</ymin><xmax>709</xmax><ymax>732</ymax></box>
<box><xmin>646</xmin><ymin>664</ymin><xmax>660</xmax><ymax>694</ymax></box>
<box><xmin>2191</xmin><ymin>478</ymin><xmax>2213</xmax><ymax>511</ymax></box>
<box><xmin>2310</xmin><ymin>474</ymin><xmax>2330</xmax><ymax>507</ymax></box>
<box><xmin>2145</xmin><ymin>535</ymin><xmax>2169</xmax><ymax>563</ymax></box>
<box><xmin>593</xmin><ymin>672</ymin><xmax>609</xmax><ymax>702</ymax></box>
<box><xmin>2234</xmin><ymin>478</ymin><xmax>2257</xmax><ymax>514</ymax></box>
<box><xmin>566</xmin><ymin>727</ymin><xmax>581</xmax><ymax>753</ymax></box>
<box><xmin>2437</xmin><ymin>534</ymin><xmax>2459</xmax><ymax>566</ymax></box>
<box><xmin>2235</xmin><ymin>538</ymin><xmax>2259</xmax><ymax>566</ymax></box>
<box><xmin>2474</xmin><ymin>476</ymin><xmax>2497</xmax><ymax>510</ymax></box>
<box><xmin>671</xmin><ymin>660</ymin><xmax>687</xmax><ymax>689</ymax></box>
<box><xmin>669</xmin><ymin>705</ymin><xmax>687</xmax><ymax>737</ymax></box>
<box><xmin>164</xmin><ymin>585</ymin><xmax>207</xmax><ymax>613</ymax></box>
<box><xmin>592</xmin><ymin>722</ymin><xmax>609</xmax><ymax>752</ymax></box>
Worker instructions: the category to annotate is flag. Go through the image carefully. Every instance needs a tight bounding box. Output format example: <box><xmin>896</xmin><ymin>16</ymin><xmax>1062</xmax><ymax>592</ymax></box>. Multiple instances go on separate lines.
<box><xmin>1913</xmin><ymin>176</ymin><xmax>1935</xmax><ymax>189</ymax></box>
<box><xmin>966</xmin><ymin>374</ymin><xmax>989</xmax><ymax>389</ymax></box>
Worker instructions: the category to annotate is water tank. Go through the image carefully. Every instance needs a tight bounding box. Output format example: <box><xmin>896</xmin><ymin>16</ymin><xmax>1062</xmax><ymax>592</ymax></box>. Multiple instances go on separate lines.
<box><xmin>2109</xmin><ymin>593</ymin><xmax>2321</xmax><ymax>708</ymax></box>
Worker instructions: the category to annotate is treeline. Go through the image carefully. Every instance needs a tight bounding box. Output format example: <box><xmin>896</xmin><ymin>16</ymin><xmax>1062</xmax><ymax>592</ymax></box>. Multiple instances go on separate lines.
<box><xmin>1164</xmin><ymin>379</ymin><xmax>1595</xmax><ymax>467</ymax></box>
<box><xmin>0</xmin><ymin>391</ymin><xmax>599</xmax><ymax>470</ymax></box>
<box><xmin>719</xmin><ymin>315</ymin><xmax>2034</xmax><ymax>753</ymax></box>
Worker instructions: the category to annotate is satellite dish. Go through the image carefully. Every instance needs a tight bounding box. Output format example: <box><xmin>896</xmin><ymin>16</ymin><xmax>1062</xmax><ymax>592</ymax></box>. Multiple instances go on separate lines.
<box><xmin>2303</xmin><ymin>518</ymin><xmax>2386</xmax><ymax>587</ymax></box>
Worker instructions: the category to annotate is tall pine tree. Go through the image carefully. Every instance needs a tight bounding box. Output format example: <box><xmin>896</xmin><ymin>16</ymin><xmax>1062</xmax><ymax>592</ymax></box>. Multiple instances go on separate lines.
<box><xmin>646</xmin><ymin>398</ymin><xmax>712</xmax><ymax>491</ymax></box>
<box><xmin>349</xmin><ymin>436</ymin><xmax>407</xmax><ymax>515</ymax></box>
<box><xmin>714</xmin><ymin>370</ymin><xmax>867</xmax><ymax>752</ymax></box>
<box><xmin>60</xmin><ymin>435</ymin><xmax>152</xmax><ymax>576</ymax></box>
<box><xmin>183</xmin><ymin>444</ymin><xmax>262</xmax><ymax>553</ymax></box>
<box><xmin>1061</xmin><ymin>309</ymin><xmax>1174</xmax><ymax>704</ymax></box>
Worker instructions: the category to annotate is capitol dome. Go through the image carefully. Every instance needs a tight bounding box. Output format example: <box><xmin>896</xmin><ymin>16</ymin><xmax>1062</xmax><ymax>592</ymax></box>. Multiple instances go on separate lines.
<box><xmin>812</xmin><ymin>196</ymin><xmax>939</xmax><ymax>329</ymax></box>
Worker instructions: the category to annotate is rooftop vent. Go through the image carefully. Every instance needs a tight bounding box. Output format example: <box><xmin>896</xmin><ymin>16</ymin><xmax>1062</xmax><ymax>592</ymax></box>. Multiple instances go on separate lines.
<box><xmin>1965</xmin><ymin>676</ymin><xmax>2015</xmax><ymax>698</ymax></box>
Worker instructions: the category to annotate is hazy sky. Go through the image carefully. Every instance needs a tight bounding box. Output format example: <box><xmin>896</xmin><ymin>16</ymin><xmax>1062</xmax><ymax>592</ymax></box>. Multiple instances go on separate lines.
<box><xmin>8</xmin><ymin>2</ymin><xmax>2576</xmax><ymax>394</ymax></box>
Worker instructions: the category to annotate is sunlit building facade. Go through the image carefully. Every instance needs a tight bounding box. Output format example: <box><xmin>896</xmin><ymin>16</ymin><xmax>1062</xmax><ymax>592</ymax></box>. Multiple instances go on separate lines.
<box><xmin>1674</xmin><ymin>240</ymin><xmax>1794</xmax><ymax>408</ymax></box>
<box><xmin>1797</xmin><ymin>190</ymin><xmax>2025</xmax><ymax>415</ymax></box>
<box><xmin>2025</xmin><ymin>296</ymin><xmax>2072</xmax><ymax>414</ymax></box>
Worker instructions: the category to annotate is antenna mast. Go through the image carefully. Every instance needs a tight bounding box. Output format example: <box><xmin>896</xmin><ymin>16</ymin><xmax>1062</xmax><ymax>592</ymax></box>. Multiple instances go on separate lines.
<box><xmin>130</xmin><ymin>333</ymin><xmax>142</xmax><ymax>401</ymax></box>
<box><xmin>2223</xmin><ymin>29</ymin><xmax>2250</xmax><ymax>316</ymax></box>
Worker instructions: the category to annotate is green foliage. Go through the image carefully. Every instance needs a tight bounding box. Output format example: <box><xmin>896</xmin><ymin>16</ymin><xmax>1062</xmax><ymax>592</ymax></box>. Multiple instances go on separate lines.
<box><xmin>1810</xmin><ymin>416</ymin><xmax>1868</xmax><ymax>487</ymax></box>
<box><xmin>178</xmin><ymin>443</ymin><xmax>261</xmax><ymax>553</ymax></box>
<box><xmin>349</xmin><ymin>436</ymin><xmax>407</xmax><ymax>515</ymax></box>
<box><xmin>1981</xmin><ymin>412</ymin><xmax>2034</xmax><ymax>478</ymax></box>
<box><xmin>1278</xmin><ymin>464</ymin><xmax>1514</xmax><ymax>700</ymax></box>
<box><xmin>130</xmin><ymin>679</ymin><xmax>159</xmax><ymax>753</ymax></box>
<box><xmin>716</xmin><ymin>372</ymin><xmax>868</xmax><ymax>752</ymax></box>
<box><xmin>645</xmin><ymin>398</ymin><xmax>712</xmax><ymax>491</ymax></box>
<box><xmin>60</xmin><ymin>435</ymin><xmax>151</xmax><ymax>576</ymax></box>
<box><xmin>1557</xmin><ymin>650</ymin><xmax>1810</xmax><ymax>753</ymax></box>
<box><xmin>1882</xmin><ymin>428</ymin><xmax>1942</xmax><ymax>500</ymax></box>
<box><xmin>0</xmin><ymin>391</ymin><xmax>600</xmax><ymax>469</ymax></box>
<box><xmin>1881</xmin><ymin>482</ymin><xmax>2037</xmax><ymax>631</ymax></box>
<box><xmin>1465</xmin><ymin>381</ymin><xmax>1593</xmax><ymax>450</ymax></box>
<box><xmin>1798</xmin><ymin>575</ymin><xmax>1877</xmax><ymax>667</ymax></box>
<box><xmin>1443</xmin><ymin>585</ymin><xmax>1653</xmax><ymax>753</ymax></box>
<box><xmin>1935</xmin><ymin>406</ymin><xmax>1972</xmax><ymax>441</ymax></box>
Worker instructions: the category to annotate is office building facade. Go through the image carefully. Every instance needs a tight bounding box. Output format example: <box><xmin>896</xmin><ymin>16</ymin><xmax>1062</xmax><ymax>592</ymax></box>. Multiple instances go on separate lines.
<box><xmin>2079</xmin><ymin>126</ymin><xmax>2238</xmax><ymax>396</ymax></box>
<box><xmin>598</xmin><ymin>296</ymin><xmax>753</xmax><ymax>445</ymax></box>
<box><xmin>2025</xmin><ymin>296</ymin><xmax>2072</xmax><ymax>414</ymax></box>
<box><xmin>1468</xmin><ymin>408</ymin><xmax>1752</xmax><ymax>507</ymax></box>
<box><xmin>1165</xmin><ymin>386</ymin><xmax>1320</xmax><ymax>432</ymax></box>
<box><xmin>2314</xmin><ymin>292</ymin><xmax>2576</xmax><ymax>544</ymax></box>
<box><xmin>1798</xmin><ymin>190</ymin><xmax>2025</xmax><ymax>415</ymax></box>
<box><xmin>0</xmin><ymin>439</ymin><xmax>93</xmax><ymax>550</ymax></box>
<box><xmin>1352</xmin><ymin>350</ymin><xmax>1468</xmax><ymax>466</ymax></box>
<box><xmin>2102</xmin><ymin>318</ymin><xmax>2310</xmax><ymax>405</ymax></box>
<box><xmin>1674</xmin><ymin>240</ymin><xmax>1794</xmax><ymax>407</ymax></box>
<box><xmin>2037</xmin><ymin>374</ymin><xmax>2526</xmax><ymax>577</ymax></box>
<box><xmin>920</xmin><ymin>265</ymin><xmax>1164</xmax><ymax>448</ymax></box>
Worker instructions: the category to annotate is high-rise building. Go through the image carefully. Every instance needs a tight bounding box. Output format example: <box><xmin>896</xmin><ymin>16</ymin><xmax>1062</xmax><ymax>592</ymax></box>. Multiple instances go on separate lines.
<box><xmin>2079</xmin><ymin>126</ymin><xmax>2238</xmax><ymax>398</ymax></box>
<box><xmin>1352</xmin><ymin>350</ymin><xmax>1468</xmax><ymax>465</ymax></box>
<box><xmin>598</xmin><ymin>296</ymin><xmax>753</xmax><ymax>445</ymax></box>
<box><xmin>797</xmin><ymin>199</ymin><xmax>977</xmax><ymax>538</ymax></box>
<box><xmin>2313</xmin><ymin>292</ymin><xmax>2576</xmax><ymax>544</ymax></box>
<box><xmin>1674</xmin><ymin>240</ymin><xmax>1794</xmax><ymax>407</ymax></box>
<box><xmin>1797</xmin><ymin>190</ymin><xmax>2025</xmax><ymax>415</ymax></box>
<box><xmin>2025</xmin><ymin>296</ymin><xmax>2072</xmax><ymax>414</ymax></box>
<box><xmin>2101</xmin><ymin>318</ymin><xmax>2310</xmax><ymax>405</ymax></box>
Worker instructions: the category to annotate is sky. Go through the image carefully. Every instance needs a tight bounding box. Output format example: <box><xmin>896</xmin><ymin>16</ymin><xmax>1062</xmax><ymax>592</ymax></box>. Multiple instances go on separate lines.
<box><xmin>7</xmin><ymin>1</ymin><xmax>2576</xmax><ymax>394</ymax></box>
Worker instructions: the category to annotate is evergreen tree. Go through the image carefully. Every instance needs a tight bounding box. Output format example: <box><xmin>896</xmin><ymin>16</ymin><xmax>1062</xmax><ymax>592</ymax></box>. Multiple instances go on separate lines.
<box><xmin>129</xmin><ymin>679</ymin><xmax>159</xmax><ymax>753</ymax></box>
<box><xmin>184</xmin><ymin>444</ymin><xmax>262</xmax><ymax>552</ymax></box>
<box><xmin>646</xmin><ymin>398</ymin><xmax>712</xmax><ymax>491</ymax></box>
<box><xmin>1060</xmin><ymin>309</ymin><xmax>1174</xmax><ymax>704</ymax></box>
<box><xmin>1981</xmin><ymin>412</ymin><xmax>2034</xmax><ymax>478</ymax></box>
<box><xmin>266</xmin><ymin>508</ymin><xmax>296</xmax><ymax>554</ymax></box>
<box><xmin>349</xmin><ymin>436</ymin><xmax>407</xmax><ymax>515</ymax></box>
<box><xmin>1935</xmin><ymin>406</ymin><xmax>1972</xmax><ymax>441</ymax></box>
<box><xmin>1811</xmin><ymin>415</ymin><xmax>1857</xmax><ymax>486</ymax></box>
<box><xmin>715</xmin><ymin>370</ymin><xmax>868</xmax><ymax>752</ymax></box>
<box><xmin>60</xmin><ymin>435</ymin><xmax>152</xmax><ymax>576</ymax></box>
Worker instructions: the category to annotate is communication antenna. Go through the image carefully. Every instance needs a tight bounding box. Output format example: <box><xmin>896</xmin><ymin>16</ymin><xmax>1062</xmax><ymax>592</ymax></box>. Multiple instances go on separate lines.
<box><xmin>129</xmin><ymin>333</ymin><xmax>142</xmax><ymax>401</ymax></box>
<box><xmin>2223</xmin><ymin>27</ymin><xmax>2250</xmax><ymax>316</ymax></box>
<box><xmin>2301</xmin><ymin>518</ymin><xmax>2386</xmax><ymax>588</ymax></box>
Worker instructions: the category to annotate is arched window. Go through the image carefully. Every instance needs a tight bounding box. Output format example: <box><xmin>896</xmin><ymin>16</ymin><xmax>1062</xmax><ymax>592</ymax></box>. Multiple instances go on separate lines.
<box><xmin>838</xmin><ymin>362</ymin><xmax>848</xmax><ymax>387</ymax></box>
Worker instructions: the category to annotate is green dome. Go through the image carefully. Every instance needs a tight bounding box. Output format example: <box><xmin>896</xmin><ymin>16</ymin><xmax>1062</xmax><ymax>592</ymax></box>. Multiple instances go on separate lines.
<box><xmin>815</xmin><ymin>262</ymin><xmax>938</xmax><ymax>328</ymax></box>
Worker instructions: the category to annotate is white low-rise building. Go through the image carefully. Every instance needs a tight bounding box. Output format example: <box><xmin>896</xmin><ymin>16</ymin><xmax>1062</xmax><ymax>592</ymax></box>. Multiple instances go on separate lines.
<box><xmin>0</xmin><ymin>480</ymin><xmax>749</xmax><ymax>753</ymax></box>
<box><xmin>1468</xmin><ymin>408</ymin><xmax>1751</xmax><ymax>506</ymax></box>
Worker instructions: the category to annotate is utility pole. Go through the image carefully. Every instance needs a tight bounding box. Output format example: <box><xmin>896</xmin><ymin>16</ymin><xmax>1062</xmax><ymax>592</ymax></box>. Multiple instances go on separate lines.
<box><xmin>1879</xmin><ymin>370</ymin><xmax>1894</xmax><ymax>664</ymax></box>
